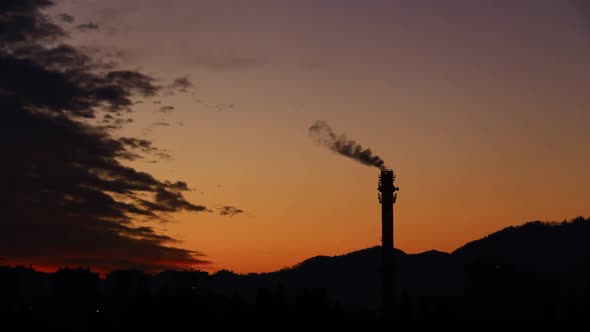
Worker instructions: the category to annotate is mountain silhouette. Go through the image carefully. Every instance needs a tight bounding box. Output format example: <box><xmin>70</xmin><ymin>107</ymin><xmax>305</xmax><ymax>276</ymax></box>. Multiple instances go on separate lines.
<box><xmin>453</xmin><ymin>216</ymin><xmax>590</xmax><ymax>279</ymax></box>
<box><xmin>224</xmin><ymin>216</ymin><xmax>590</xmax><ymax>318</ymax></box>
<box><xmin>2</xmin><ymin>216</ymin><xmax>590</xmax><ymax>320</ymax></box>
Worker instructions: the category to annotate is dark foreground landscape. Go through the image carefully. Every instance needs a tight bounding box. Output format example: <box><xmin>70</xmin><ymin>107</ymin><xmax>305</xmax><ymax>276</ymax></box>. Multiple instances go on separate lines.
<box><xmin>2</xmin><ymin>216</ymin><xmax>590</xmax><ymax>321</ymax></box>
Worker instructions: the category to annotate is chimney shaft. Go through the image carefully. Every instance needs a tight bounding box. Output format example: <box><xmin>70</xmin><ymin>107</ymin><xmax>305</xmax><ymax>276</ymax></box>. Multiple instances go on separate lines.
<box><xmin>378</xmin><ymin>169</ymin><xmax>398</xmax><ymax>319</ymax></box>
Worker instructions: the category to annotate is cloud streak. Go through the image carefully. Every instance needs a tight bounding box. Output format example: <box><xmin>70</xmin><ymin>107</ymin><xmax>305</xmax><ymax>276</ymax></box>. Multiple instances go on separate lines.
<box><xmin>58</xmin><ymin>13</ymin><xmax>74</xmax><ymax>23</ymax></box>
<box><xmin>217</xmin><ymin>206</ymin><xmax>245</xmax><ymax>217</ymax></box>
<box><xmin>77</xmin><ymin>22</ymin><xmax>99</xmax><ymax>31</ymax></box>
<box><xmin>158</xmin><ymin>105</ymin><xmax>175</xmax><ymax>113</ymax></box>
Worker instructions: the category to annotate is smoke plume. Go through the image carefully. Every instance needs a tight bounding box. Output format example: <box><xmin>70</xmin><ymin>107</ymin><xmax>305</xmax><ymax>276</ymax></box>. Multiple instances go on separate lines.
<box><xmin>309</xmin><ymin>121</ymin><xmax>387</xmax><ymax>170</ymax></box>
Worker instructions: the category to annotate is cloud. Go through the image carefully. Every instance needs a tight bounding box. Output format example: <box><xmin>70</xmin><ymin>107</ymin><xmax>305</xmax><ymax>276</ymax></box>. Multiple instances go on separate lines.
<box><xmin>2</xmin><ymin>108</ymin><xmax>210</xmax><ymax>273</ymax></box>
<box><xmin>158</xmin><ymin>105</ymin><xmax>175</xmax><ymax>113</ymax></box>
<box><xmin>140</xmin><ymin>122</ymin><xmax>172</xmax><ymax>136</ymax></box>
<box><xmin>217</xmin><ymin>206</ymin><xmax>245</xmax><ymax>217</ymax></box>
<box><xmin>118</xmin><ymin>137</ymin><xmax>170</xmax><ymax>159</ymax></box>
<box><xmin>142</xmin><ymin>188</ymin><xmax>211</xmax><ymax>213</ymax></box>
<box><xmin>166</xmin><ymin>181</ymin><xmax>190</xmax><ymax>191</ymax></box>
<box><xmin>100</xmin><ymin>117</ymin><xmax>134</xmax><ymax>130</ymax></box>
<box><xmin>0</xmin><ymin>0</ymin><xmax>213</xmax><ymax>273</ymax></box>
<box><xmin>0</xmin><ymin>0</ymin><xmax>65</xmax><ymax>45</ymax></box>
<box><xmin>58</xmin><ymin>13</ymin><xmax>74</xmax><ymax>23</ymax></box>
<box><xmin>154</xmin><ymin>151</ymin><xmax>172</xmax><ymax>160</ymax></box>
<box><xmin>77</xmin><ymin>22</ymin><xmax>99</xmax><ymax>31</ymax></box>
<box><xmin>2</xmin><ymin>49</ymin><xmax>158</xmax><ymax>118</ymax></box>
<box><xmin>169</xmin><ymin>76</ymin><xmax>192</xmax><ymax>93</ymax></box>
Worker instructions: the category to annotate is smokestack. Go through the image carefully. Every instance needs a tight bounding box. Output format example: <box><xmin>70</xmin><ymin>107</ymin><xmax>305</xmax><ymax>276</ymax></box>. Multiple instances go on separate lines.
<box><xmin>308</xmin><ymin>121</ymin><xmax>398</xmax><ymax>316</ymax></box>
<box><xmin>378</xmin><ymin>169</ymin><xmax>398</xmax><ymax>319</ymax></box>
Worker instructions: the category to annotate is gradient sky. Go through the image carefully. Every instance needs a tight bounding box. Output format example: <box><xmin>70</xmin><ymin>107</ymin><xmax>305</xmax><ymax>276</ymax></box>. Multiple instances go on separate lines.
<box><xmin>30</xmin><ymin>0</ymin><xmax>590</xmax><ymax>273</ymax></box>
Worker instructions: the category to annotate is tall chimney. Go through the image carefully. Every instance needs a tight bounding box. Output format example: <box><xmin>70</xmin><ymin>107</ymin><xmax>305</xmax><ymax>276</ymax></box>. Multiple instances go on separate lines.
<box><xmin>378</xmin><ymin>169</ymin><xmax>398</xmax><ymax>319</ymax></box>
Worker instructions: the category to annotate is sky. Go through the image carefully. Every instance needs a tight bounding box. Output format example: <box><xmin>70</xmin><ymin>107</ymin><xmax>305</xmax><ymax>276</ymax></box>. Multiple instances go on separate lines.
<box><xmin>2</xmin><ymin>0</ymin><xmax>590</xmax><ymax>275</ymax></box>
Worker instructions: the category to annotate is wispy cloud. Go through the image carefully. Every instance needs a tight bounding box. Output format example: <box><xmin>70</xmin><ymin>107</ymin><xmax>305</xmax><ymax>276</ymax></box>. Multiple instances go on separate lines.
<box><xmin>217</xmin><ymin>206</ymin><xmax>245</xmax><ymax>217</ymax></box>
<box><xmin>77</xmin><ymin>22</ymin><xmax>99</xmax><ymax>31</ymax></box>
<box><xmin>158</xmin><ymin>105</ymin><xmax>175</xmax><ymax>113</ymax></box>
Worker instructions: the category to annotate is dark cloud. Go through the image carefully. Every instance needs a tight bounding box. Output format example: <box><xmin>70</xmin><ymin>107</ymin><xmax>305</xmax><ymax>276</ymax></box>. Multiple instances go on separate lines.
<box><xmin>0</xmin><ymin>1</ymin><xmax>213</xmax><ymax>273</ymax></box>
<box><xmin>100</xmin><ymin>117</ymin><xmax>134</xmax><ymax>130</ymax></box>
<box><xmin>153</xmin><ymin>122</ymin><xmax>170</xmax><ymax>126</ymax></box>
<box><xmin>57</xmin><ymin>13</ymin><xmax>74</xmax><ymax>23</ymax></box>
<box><xmin>2</xmin><ymin>108</ymin><xmax>211</xmax><ymax>272</ymax></box>
<box><xmin>118</xmin><ymin>137</ymin><xmax>168</xmax><ymax>159</ymax></box>
<box><xmin>153</xmin><ymin>100</ymin><xmax>162</xmax><ymax>104</ymax></box>
<box><xmin>1</xmin><ymin>50</ymin><xmax>158</xmax><ymax>118</ymax></box>
<box><xmin>166</xmin><ymin>181</ymin><xmax>190</xmax><ymax>191</ymax></box>
<box><xmin>76</xmin><ymin>22</ymin><xmax>99</xmax><ymax>31</ymax></box>
<box><xmin>146</xmin><ymin>188</ymin><xmax>211</xmax><ymax>213</ymax></box>
<box><xmin>0</xmin><ymin>0</ymin><xmax>64</xmax><ymax>46</ymax></box>
<box><xmin>106</xmin><ymin>70</ymin><xmax>158</xmax><ymax>96</ymax></box>
<box><xmin>217</xmin><ymin>206</ymin><xmax>245</xmax><ymax>217</ymax></box>
<box><xmin>158</xmin><ymin>105</ymin><xmax>175</xmax><ymax>113</ymax></box>
<box><xmin>169</xmin><ymin>76</ymin><xmax>192</xmax><ymax>93</ymax></box>
<box><xmin>13</xmin><ymin>43</ymin><xmax>91</xmax><ymax>69</ymax></box>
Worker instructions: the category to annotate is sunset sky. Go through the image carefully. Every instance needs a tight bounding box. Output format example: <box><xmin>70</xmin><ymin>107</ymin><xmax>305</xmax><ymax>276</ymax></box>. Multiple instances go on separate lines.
<box><xmin>3</xmin><ymin>0</ymin><xmax>589</xmax><ymax>275</ymax></box>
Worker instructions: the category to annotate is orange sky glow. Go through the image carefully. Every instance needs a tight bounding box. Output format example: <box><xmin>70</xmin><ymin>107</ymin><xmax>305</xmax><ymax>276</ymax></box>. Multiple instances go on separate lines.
<box><xmin>21</xmin><ymin>0</ymin><xmax>590</xmax><ymax>274</ymax></box>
